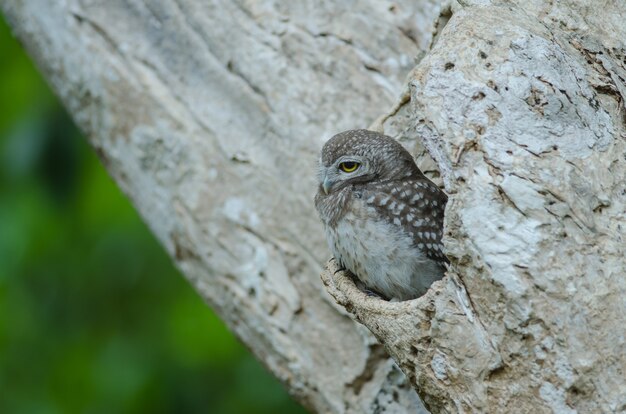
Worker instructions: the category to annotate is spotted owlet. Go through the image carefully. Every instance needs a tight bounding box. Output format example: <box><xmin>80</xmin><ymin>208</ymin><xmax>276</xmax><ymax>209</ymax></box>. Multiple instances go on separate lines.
<box><xmin>314</xmin><ymin>129</ymin><xmax>448</xmax><ymax>301</ymax></box>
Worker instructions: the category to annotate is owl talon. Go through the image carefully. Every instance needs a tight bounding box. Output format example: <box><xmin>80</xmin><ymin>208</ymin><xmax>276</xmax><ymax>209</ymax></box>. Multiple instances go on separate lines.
<box><xmin>364</xmin><ymin>289</ymin><xmax>388</xmax><ymax>300</ymax></box>
<box><xmin>331</xmin><ymin>258</ymin><xmax>347</xmax><ymax>274</ymax></box>
<box><xmin>353</xmin><ymin>279</ymin><xmax>386</xmax><ymax>299</ymax></box>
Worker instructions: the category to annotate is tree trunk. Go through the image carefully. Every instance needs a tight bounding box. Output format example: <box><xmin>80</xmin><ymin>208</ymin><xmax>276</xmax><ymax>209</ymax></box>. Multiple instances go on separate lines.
<box><xmin>3</xmin><ymin>0</ymin><xmax>625</xmax><ymax>413</ymax></box>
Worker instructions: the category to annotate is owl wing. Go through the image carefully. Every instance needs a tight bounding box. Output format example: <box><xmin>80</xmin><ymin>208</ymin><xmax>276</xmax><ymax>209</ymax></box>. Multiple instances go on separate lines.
<box><xmin>361</xmin><ymin>178</ymin><xmax>449</xmax><ymax>265</ymax></box>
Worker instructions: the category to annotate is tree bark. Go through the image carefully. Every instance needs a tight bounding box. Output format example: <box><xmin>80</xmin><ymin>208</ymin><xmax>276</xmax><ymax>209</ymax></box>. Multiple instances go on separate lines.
<box><xmin>3</xmin><ymin>0</ymin><xmax>625</xmax><ymax>413</ymax></box>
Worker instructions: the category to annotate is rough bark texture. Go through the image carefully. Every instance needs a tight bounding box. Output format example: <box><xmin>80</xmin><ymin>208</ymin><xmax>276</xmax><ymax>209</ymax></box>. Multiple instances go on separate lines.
<box><xmin>3</xmin><ymin>0</ymin><xmax>625</xmax><ymax>413</ymax></box>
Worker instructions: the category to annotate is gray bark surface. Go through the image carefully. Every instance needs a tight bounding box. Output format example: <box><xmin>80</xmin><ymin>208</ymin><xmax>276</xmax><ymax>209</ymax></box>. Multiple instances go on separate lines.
<box><xmin>3</xmin><ymin>0</ymin><xmax>625</xmax><ymax>413</ymax></box>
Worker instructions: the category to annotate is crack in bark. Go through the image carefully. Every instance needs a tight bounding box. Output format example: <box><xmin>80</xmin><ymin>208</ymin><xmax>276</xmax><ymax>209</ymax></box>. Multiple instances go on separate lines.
<box><xmin>346</xmin><ymin>343</ymin><xmax>388</xmax><ymax>396</ymax></box>
<box><xmin>429</xmin><ymin>3</ymin><xmax>453</xmax><ymax>51</ymax></box>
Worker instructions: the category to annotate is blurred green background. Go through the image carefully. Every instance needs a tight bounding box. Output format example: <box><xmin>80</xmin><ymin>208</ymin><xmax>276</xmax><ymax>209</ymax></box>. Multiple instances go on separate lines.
<box><xmin>0</xmin><ymin>17</ymin><xmax>307</xmax><ymax>414</ymax></box>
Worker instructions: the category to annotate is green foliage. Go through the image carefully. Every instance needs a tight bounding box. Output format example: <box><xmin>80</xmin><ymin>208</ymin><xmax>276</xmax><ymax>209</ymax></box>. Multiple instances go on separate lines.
<box><xmin>0</xmin><ymin>17</ymin><xmax>307</xmax><ymax>414</ymax></box>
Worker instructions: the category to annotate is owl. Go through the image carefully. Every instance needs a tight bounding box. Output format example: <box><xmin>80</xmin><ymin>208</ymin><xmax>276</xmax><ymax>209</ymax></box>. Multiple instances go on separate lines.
<box><xmin>314</xmin><ymin>129</ymin><xmax>448</xmax><ymax>301</ymax></box>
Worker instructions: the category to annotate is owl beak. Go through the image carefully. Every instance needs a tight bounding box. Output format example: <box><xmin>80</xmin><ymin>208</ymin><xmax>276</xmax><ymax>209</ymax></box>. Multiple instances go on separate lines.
<box><xmin>322</xmin><ymin>176</ymin><xmax>333</xmax><ymax>195</ymax></box>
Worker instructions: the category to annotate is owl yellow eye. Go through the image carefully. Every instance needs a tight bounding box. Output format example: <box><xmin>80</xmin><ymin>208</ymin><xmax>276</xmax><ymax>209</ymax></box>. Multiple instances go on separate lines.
<box><xmin>339</xmin><ymin>161</ymin><xmax>360</xmax><ymax>173</ymax></box>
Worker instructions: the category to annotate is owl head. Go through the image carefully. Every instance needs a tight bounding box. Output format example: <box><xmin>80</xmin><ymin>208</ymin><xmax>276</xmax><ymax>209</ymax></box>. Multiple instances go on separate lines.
<box><xmin>317</xmin><ymin>129</ymin><xmax>422</xmax><ymax>195</ymax></box>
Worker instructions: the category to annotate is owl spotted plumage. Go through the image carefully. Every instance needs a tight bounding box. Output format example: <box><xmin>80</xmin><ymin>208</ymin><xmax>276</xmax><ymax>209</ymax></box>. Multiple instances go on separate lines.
<box><xmin>315</xmin><ymin>129</ymin><xmax>448</xmax><ymax>300</ymax></box>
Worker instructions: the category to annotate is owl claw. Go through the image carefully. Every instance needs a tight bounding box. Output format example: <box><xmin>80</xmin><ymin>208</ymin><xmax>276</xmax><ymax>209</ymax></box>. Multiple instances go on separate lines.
<box><xmin>364</xmin><ymin>289</ymin><xmax>388</xmax><ymax>300</ymax></box>
<box><xmin>331</xmin><ymin>258</ymin><xmax>347</xmax><ymax>274</ymax></box>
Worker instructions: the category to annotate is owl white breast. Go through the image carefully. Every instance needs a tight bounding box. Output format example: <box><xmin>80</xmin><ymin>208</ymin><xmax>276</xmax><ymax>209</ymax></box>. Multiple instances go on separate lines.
<box><xmin>314</xmin><ymin>129</ymin><xmax>447</xmax><ymax>300</ymax></box>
